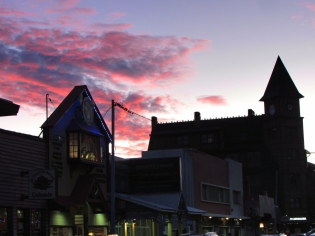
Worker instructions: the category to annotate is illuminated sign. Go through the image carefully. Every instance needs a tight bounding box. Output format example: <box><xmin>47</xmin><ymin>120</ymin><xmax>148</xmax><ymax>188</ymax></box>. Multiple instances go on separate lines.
<box><xmin>289</xmin><ymin>217</ymin><xmax>307</xmax><ymax>221</ymax></box>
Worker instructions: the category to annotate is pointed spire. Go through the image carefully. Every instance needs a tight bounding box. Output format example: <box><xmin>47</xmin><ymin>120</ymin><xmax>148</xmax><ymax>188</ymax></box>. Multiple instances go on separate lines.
<box><xmin>260</xmin><ymin>56</ymin><xmax>303</xmax><ymax>101</ymax></box>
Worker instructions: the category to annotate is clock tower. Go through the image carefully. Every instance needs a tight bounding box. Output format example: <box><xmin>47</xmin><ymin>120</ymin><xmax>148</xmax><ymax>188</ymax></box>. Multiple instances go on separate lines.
<box><xmin>260</xmin><ymin>56</ymin><xmax>307</xmax><ymax>218</ymax></box>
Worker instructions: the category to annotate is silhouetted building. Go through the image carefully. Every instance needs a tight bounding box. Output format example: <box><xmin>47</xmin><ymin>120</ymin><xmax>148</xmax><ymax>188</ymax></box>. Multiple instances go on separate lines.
<box><xmin>148</xmin><ymin>56</ymin><xmax>314</xmax><ymax>233</ymax></box>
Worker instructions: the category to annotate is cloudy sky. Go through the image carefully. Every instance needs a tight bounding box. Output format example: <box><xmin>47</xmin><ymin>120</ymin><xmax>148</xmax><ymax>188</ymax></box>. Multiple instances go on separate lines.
<box><xmin>1</xmin><ymin>0</ymin><xmax>315</xmax><ymax>161</ymax></box>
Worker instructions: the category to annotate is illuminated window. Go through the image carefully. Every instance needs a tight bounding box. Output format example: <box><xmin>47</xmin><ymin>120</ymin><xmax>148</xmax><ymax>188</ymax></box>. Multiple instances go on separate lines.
<box><xmin>68</xmin><ymin>132</ymin><xmax>100</xmax><ymax>162</ymax></box>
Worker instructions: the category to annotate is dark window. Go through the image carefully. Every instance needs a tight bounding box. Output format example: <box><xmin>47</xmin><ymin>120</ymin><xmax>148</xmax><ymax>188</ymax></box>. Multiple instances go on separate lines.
<box><xmin>233</xmin><ymin>191</ymin><xmax>241</xmax><ymax>204</ymax></box>
<box><xmin>269</xmin><ymin>128</ymin><xmax>277</xmax><ymax>139</ymax></box>
<box><xmin>287</xmin><ymin>150</ymin><xmax>297</xmax><ymax>159</ymax></box>
<box><xmin>226</xmin><ymin>153</ymin><xmax>240</xmax><ymax>162</ymax></box>
<box><xmin>290</xmin><ymin>198</ymin><xmax>300</xmax><ymax>208</ymax></box>
<box><xmin>177</xmin><ymin>136</ymin><xmax>189</xmax><ymax>146</ymax></box>
<box><xmin>202</xmin><ymin>134</ymin><xmax>214</xmax><ymax>143</ymax></box>
<box><xmin>202</xmin><ymin>184</ymin><xmax>229</xmax><ymax>203</ymax></box>
<box><xmin>289</xmin><ymin>173</ymin><xmax>300</xmax><ymax>184</ymax></box>
<box><xmin>286</xmin><ymin>127</ymin><xmax>297</xmax><ymax>137</ymax></box>
<box><xmin>68</xmin><ymin>132</ymin><xmax>100</xmax><ymax>162</ymax></box>
<box><xmin>247</xmin><ymin>152</ymin><xmax>261</xmax><ymax>164</ymax></box>
<box><xmin>241</xmin><ymin>133</ymin><xmax>247</xmax><ymax>141</ymax></box>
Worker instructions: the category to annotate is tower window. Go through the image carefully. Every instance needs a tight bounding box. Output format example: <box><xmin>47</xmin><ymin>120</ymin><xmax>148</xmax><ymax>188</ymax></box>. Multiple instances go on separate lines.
<box><xmin>269</xmin><ymin>128</ymin><xmax>277</xmax><ymax>139</ymax></box>
<box><xmin>286</xmin><ymin>127</ymin><xmax>297</xmax><ymax>137</ymax></box>
<box><xmin>287</xmin><ymin>149</ymin><xmax>297</xmax><ymax>159</ymax></box>
<box><xmin>289</xmin><ymin>173</ymin><xmax>300</xmax><ymax>184</ymax></box>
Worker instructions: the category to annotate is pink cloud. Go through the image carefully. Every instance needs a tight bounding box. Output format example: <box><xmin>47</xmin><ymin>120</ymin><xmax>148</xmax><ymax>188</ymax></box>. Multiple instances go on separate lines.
<box><xmin>306</xmin><ymin>4</ymin><xmax>315</xmax><ymax>12</ymax></box>
<box><xmin>0</xmin><ymin>7</ymin><xmax>30</xmax><ymax>16</ymax></box>
<box><xmin>0</xmin><ymin>3</ymin><xmax>210</xmax><ymax>158</ymax></box>
<box><xmin>107</xmin><ymin>12</ymin><xmax>126</xmax><ymax>21</ymax></box>
<box><xmin>197</xmin><ymin>96</ymin><xmax>227</xmax><ymax>105</ymax></box>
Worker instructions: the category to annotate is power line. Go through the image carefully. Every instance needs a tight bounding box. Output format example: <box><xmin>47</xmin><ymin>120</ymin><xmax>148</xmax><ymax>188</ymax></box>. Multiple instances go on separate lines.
<box><xmin>114</xmin><ymin>102</ymin><xmax>151</xmax><ymax>121</ymax></box>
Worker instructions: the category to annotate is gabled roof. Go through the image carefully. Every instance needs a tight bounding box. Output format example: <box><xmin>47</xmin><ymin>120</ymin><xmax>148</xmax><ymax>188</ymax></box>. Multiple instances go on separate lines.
<box><xmin>0</xmin><ymin>98</ymin><xmax>20</xmax><ymax>117</ymax></box>
<box><xmin>41</xmin><ymin>85</ymin><xmax>112</xmax><ymax>141</ymax></box>
<box><xmin>260</xmin><ymin>56</ymin><xmax>303</xmax><ymax>101</ymax></box>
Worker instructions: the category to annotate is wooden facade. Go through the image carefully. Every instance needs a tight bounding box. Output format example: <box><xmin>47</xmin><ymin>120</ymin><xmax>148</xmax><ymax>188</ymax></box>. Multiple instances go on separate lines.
<box><xmin>0</xmin><ymin>128</ymin><xmax>48</xmax><ymax>235</ymax></box>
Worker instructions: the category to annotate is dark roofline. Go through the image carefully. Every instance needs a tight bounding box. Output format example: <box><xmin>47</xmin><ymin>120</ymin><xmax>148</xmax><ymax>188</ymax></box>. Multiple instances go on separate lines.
<box><xmin>260</xmin><ymin>56</ymin><xmax>303</xmax><ymax>101</ymax></box>
<box><xmin>0</xmin><ymin>98</ymin><xmax>20</xmax><ymax>117</ymax></box>
<box><xmin>0</xmin><ymin>128</ymin><xmax>44</xmax><ymax>141</ymax></box>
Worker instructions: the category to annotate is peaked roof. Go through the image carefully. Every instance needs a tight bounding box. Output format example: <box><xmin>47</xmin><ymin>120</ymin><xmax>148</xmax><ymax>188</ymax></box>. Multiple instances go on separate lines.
<box><xmin>40</xmin><ymin>85</ymin><xmax>112</xmax><ymax>141</ymax></box>
<box><xmin>260</xmin><ymin>56</ymin><xmax>303</xmax><ymax>101</ymax></box>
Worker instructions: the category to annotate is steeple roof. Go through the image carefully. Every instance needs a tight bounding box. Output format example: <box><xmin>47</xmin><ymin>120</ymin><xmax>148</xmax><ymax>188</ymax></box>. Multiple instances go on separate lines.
<box><xmin>260</xmin><ymin>56</ymin><xmax>303</xmax><ymax>101</ymax></box>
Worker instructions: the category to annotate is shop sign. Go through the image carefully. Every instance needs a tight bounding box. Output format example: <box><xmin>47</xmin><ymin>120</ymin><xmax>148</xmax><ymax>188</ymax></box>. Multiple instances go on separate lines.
<box><xmin>29</xmin><ymin>169</ymin><xmax>56</xmax><ymax>199</ymax></box>
<box><xmin>70</xmin><ymin>205</ymin><xmax>86</xmax><ymax>215</ymax></box>
<box><xmin>289</xmin><ymin>217</ymin><xmax>307</xmax><ymax>221</ymax></box>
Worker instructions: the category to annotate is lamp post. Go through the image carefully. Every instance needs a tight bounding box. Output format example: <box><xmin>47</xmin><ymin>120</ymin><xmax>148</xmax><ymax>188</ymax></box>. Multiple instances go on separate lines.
<box><xmin>109</xmin><ymin>99</ymin><xmax>116</xmax><ymax>235</ymax></box>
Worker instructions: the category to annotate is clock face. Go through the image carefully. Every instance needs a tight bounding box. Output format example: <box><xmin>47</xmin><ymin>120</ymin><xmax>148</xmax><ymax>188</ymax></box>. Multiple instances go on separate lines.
<box><xmin>82</xmin><ymin>97</ymin><xmax>94</xmax><ymax>125</ymax></box>
<box><xmin>269</xmin><ymin>104</ymin><xmax>275</xmax><ymax>115</ymax></box>
<box><xmin>287</xmin><ymin>103</ymin><xmax>293</xmax><ymax>111</ymax></box>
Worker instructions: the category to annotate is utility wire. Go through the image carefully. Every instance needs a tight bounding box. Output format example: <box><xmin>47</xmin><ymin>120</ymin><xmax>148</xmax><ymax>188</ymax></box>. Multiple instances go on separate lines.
<box><xmin>114</xmin><ymin>102</ymin><xmax>151</xmax><ymax>121</ymax></box>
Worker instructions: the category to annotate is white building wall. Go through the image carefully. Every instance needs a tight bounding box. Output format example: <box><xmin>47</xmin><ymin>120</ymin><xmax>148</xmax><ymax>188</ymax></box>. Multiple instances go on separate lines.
<box><xmin>225</xmin><ymin>158</ymin><xmax>245</xmax><ymax>218</ymax></box>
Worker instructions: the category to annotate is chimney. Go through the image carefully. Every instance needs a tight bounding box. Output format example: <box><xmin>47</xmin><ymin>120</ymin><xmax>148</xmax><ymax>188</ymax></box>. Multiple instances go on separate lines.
<box><xmin>248</xmin><ymin>109</ymin><xmax>255</xmax><ymax>117</ymax></box>
<box><xmin>194</xmin><ymin>112</ymin><xmax>201</xmax><ymax>127</ymax></box>
<box><xmin>151</xmin><ymin>116</ymin><xmax>158</xmax><ymax>129</ymax></box>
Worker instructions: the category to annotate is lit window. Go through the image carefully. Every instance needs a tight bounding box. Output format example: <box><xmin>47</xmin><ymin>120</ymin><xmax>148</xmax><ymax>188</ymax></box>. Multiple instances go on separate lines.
<box><xmin>68</xmin><ymin>132</ymin><xmax>100</xmax><ymax>162</ymax></box>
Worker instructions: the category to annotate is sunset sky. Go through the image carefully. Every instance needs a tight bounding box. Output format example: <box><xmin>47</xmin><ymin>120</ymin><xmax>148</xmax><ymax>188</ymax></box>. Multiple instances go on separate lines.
<box><xmin>1</xmin><ymin>0</ymin><xmax>315</xmax><ymax>162</ymax></box>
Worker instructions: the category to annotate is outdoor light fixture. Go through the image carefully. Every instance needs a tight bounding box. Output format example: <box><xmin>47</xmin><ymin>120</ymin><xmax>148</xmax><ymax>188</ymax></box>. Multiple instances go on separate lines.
<box><xmin>260</xmin><ymin>223</ymin><xmax>264</xmax><ymax>228</ymax></box>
